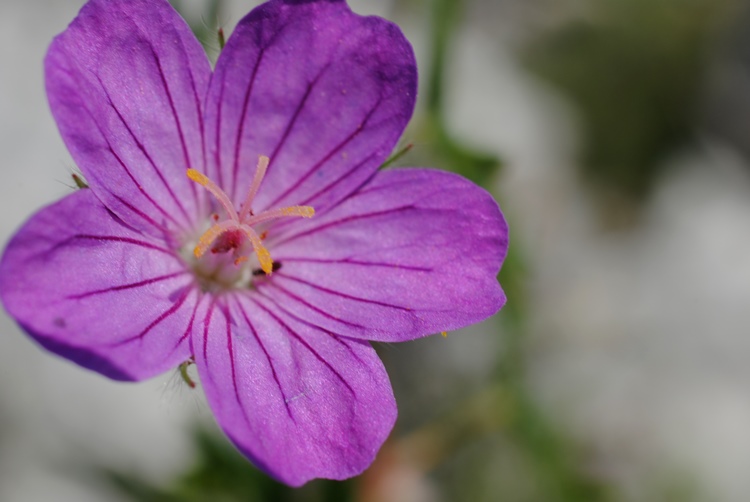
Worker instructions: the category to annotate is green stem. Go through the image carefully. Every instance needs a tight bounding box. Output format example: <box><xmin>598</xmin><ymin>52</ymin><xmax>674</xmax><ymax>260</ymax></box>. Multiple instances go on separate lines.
<box><xmin>379</xmin><ymin>143</ymin><xmax>414</xmax><ymax>169</ymax></box>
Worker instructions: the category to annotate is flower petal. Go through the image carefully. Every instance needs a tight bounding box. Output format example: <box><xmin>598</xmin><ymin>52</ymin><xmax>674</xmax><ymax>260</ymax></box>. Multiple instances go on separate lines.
<box><xmin>194</xmin><ymin>293</ymin><xmax>396</xmax><ymax>486</ymax></box>
<box><xmin>205</xmin><ymin>0</ymin><xmax>417</xmax><ymax>214</ymax></box>
<box><xmin>0</xmin><ymin>190</ymin><xmax>198</xmax><ymax>381</ymax></box>
<box><xmin>262</xmin><ymin>168</ymin><xmax>508</xmax><ymax>341</ymax></box>
<box><xmin>45</xmin><ymin>0</ymin><xmax>212</xmax><ymax>236</ymax></box>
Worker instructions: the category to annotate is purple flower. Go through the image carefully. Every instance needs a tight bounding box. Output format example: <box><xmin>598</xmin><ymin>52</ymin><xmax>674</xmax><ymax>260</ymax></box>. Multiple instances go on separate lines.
<box><xmin>0</xmin><ymin>0</ymin><xmax>508</xmax><ymax>486</ymax></box>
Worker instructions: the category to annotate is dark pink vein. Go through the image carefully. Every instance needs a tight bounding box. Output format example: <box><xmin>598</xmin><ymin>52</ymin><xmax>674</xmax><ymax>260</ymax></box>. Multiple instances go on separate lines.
<box><xmin>261</xmin><ymin>293</ymin><xmax>376</xmax><ymax>386</ymax></box>
<box><xmin>265</xmin><ymin>303</ymin><xmax>372</xmax><ymax>369</ymax></box>
<box><xmin>57</xmin><ymin>45</ymin><xmax>184</xmax><ymax>231</ymax></box>
<box><xmin>180</xmin><ymin>35</ymin><xmax>207</xmax><ymax>177</ymax></box>
<box><xmin>264</xmin><ymin>99</ymin><xmax>384</xmax><ymax>210</ymax></box>
<box><xmin>253</xmin><ymin>297</ymin><xmax>356</xmax><ymax>397</ymax></box>
<box><xmin>63</xmin><ymin>234</ymin><xmax>176</xmax><ymax>257</ymax></box>
<box><xmin>329</xmin><ymin>335</ymin><xmax>370</xmax><ymax>370</ymax></box>
<box><xmin>266</xmin><ymin>151</ymin><xmax>379</xmax><ymax>237</ymax></box>
<box><xmin>253</xmin><ymin>289</ymin><xmax>369</xmax><ymax>356</ymax></box>
<box><xmin>112</xmin><ymin>194</ymin><xmax>168</xmax><ymax>236</ymax></box>
<box><xmin>200</xmin><ymin>297</ymin><xmax>219</xmax><ymax>379</ymax></box>
<box><xmin>103</xmin><ymin>136</ymin><xmax>184</xmax><ymax>230</ymax></box>
<box><xmin>171</xmin><ymin>293</ymin><xmax>201</xmax><ymax>354</ymax></box>
<box><xmin>264</xmin><ymin>67</ymin><xmax>327</xmax><ymax>178</ymax></box>
<box><xmin>300</xmin><ymin>151</ymin><xmax>378</xmax><ymax>207</ymax></box>
<box><xmin>149</xmin><ymin>46</ymin><xmax>192</xmax><ymax>174</ymax></box>
<box><xmin>278</xmin><ymin>256</ymin><xmax>432</xmax><ymax>273</ymax></box>
<box><xmin>78</xmin><ymin>90</ymin><xmax>184</xmax><ymax>230</ymax></box>
<box><xmin>233</xmin><ymin>296</ymin><xmax>294</xmax><ymax>420</ymax></box>
<box><xmin>68</xmin><ymin>271</ymin><xmax>187</xmax><ymax>300</ymax></box>
<box><xmin>98</xmin><ymin>77</ymin><xmax>192</xmax><ymax>225</ymax></box>
<box><xmin>275</xmin><ymin>273</ymin><xmax>412</xmax><ymax>312</ymax></box>
<box><xmin>221</xmin><ymin>302</ymin><xmax>252</xmax><ymax>429</ymax></box>
<box><xmin>271</xmin><ymin>205</ymin><xmax>416</xmax><ymax>248</ymax></box>
<box><xmin>354</xmin><ymin>176</ymin><xmax>416</xmax><ymax>197</ymax></box>
<box><xmin>258</xmin><ymin>280</ymin><xmax>365</xmax><ymax>329</ymax></box>
<box><xmin>230</xmin><ymin>48</ymin><xmax>267</xmax><ymax>203</ymax></box>
<box><xmin>212</xmin><ymin>72</ymin><xmax>227</xmax><ymax>189</ymax></box>
<box><xmin>107</xmin><ymin>285</ymin><xmax>192</xmax><ymax>347</ymax></box>
<box><xmin>147</xmin><ymin>44</ymin><xmax>200</xmax><ymax>203</ymax></box>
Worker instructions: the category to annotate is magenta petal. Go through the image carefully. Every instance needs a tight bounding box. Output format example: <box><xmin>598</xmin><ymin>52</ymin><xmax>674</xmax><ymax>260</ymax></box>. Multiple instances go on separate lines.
<box><xmin>262</xmin><ymin>168</ymin><xmax>508</xmax><ymax>341</ymax></box>
<box><xmin>45</xmin><ymin>0</ymin><xmax>211</xmax><ymax>236</ymax></box>
<box><xmin>0</xmin><ymin>190</ymin><xmax>198</xmax><ymax>381</ymax></box>
<box><xmin>194</xmin><ymin>293</ymin><xmax>396</xmax><ymax>486</ymax></box>
<box><xmin>205</xmin><ymin>0</ymin><xmax>417</xmax><ymax>213</ymax></box>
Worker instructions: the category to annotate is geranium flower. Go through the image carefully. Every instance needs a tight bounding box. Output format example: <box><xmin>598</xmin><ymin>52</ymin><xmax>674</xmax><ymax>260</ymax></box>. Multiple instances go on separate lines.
<box><xmin>0</xmin><ymin>0</ymin><xmax>508</xmax><ymax>486</ymax></box>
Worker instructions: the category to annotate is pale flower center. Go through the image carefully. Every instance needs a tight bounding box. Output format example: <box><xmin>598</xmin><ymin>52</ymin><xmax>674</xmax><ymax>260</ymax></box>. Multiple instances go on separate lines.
<box><xmin>185</xmin><ymin>155</ymin><xmax>314</xmax><ymax>290</ymax></box>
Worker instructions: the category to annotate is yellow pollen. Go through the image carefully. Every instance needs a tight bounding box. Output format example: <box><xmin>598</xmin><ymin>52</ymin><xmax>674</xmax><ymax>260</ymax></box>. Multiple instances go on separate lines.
<box><xmin>441</xmin><ymin>331</ymin><xmax>448</xmax><ymax>338</ymax></box>
<box><xmin>186</xmin><ymin>168</ymin><xmax>210</xmax><ymax>186</ymax></box>
<box><xmin>256</xmin><ymin>246</ymin><xmax>274</xmax><ymax>275</ymax></box>
<box><xmin>242</xmin><ymin>226</ymin><xmax>274</xmax><ymax>274</ymax></box>
<box><xmin>281</xmin><ymin>206</ymin><xmax>315</xmax><ymax>218</ymax></box>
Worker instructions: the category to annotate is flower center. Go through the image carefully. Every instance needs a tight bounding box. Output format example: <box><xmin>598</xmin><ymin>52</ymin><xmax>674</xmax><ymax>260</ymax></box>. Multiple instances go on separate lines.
<box><xmin>186</xmin><ymin>155</ymin><xmax>314</xmax><ymax>284</ymax></box>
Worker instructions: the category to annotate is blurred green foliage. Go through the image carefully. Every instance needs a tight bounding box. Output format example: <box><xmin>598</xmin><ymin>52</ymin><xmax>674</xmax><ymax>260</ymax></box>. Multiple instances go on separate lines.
<box><xmin>415</xmin><ymin>0</ymin><xmax>503</xmax><ymax>187</ymax></box>
<box><xmin>525</xmin><ymin>0</ymin><xmax>735</xmax><ymax>212</ymax></box>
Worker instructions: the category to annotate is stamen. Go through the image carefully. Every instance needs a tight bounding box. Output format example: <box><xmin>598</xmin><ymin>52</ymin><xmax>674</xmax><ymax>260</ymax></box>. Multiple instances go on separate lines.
<box><xmin>187</xmin><ymin>169</ymin><xmax>239</xmax><ymax>221</ymax></box>
<box><xmin>244</xmin><ymin>205</ymin><xmax>315</xmax><ymax>227</ymax></box>
<box><xmin>239</xmin><ymin>155</ymin><xmax>270</xmax><ymax>222</ymax></box>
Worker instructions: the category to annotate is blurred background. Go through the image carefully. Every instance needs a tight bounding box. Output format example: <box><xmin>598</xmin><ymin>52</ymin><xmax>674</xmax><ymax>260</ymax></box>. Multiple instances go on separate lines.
<box><xmin>2</xmin><ymin>0</ymin><xmax>750</xmax><ymax>500</ymax></box>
